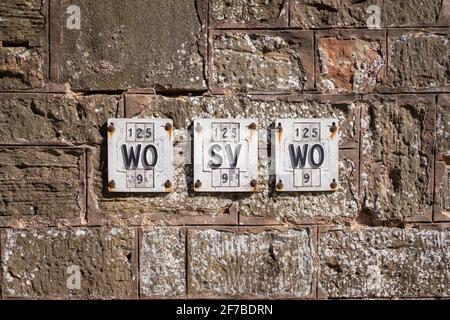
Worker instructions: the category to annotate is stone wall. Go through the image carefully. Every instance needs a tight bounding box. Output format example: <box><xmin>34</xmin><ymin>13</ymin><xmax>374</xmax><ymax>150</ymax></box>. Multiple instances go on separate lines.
<box><xmin>0</xmin><ymin>0</ymin><xmax>449</xmax><ymax>299</ymax></box>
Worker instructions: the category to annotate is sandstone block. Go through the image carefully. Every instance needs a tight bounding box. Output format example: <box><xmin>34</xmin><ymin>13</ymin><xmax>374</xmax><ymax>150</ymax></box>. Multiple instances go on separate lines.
<box><xmin>0</xmin><ymin>0</ymin><xmax>45</xmax><ymax>44</ymax></box>
<box><xmin>209</xmin><ymin>0</ymin><xmax>288</xmax><ymax>27</ymax></box>
<box><xmin>188</xmin><ymin>228</ymin><xmax>316</xmax><ymax>298</ymax></box>
<box><xmin>319</xmin><ymin>227</ymin><xmax>450</xmax><ymax>298</ymax></box>
<box><xmin>1</xmin><ymin>227</ymin><xmax>137</xmax><ymax>299</ymax></box>
<box><xmin>0</xmin><ymin>47</ymin><xmax>44</xmax><ymax>90</ymax></box>
<box><xmin>316</xmin><ymin>31</ymin><xmax>385</xmax><ymax>94</ymax></box>
<box><xmin>0</xmin><ymin>94</ymin><xmax>119</xmax><ymax>145</ymax></box>
<box><xmin>385</xmin><ymin>29</ymin><xmax>449</xmax><ymax>91</ymax></box>
<box><xmin>360</xmin><ymin>95</ymin><xmax>435</xmax><ymax>222</ymax></box>
<box><xmin>140</xmin><ymin>228</ymin><xmax>186</xmax><ymax>297</ymax></box>
<box><xmin>209</xmin><ymin>31</ymin><xmax>314</xmax><ymax>93</ymax></box>
<box><xmin>0</xmin><ymin>147</ymin><xmax>86</xmax><ymax>227</ymax></box>
<box><xmin>291</xmin><ymin>0</ymin><xmax>446</xmax><ymax>28</ymax></box>
<box><xmin>55</xmin><ymin>0</ymin><xmax>206</xmax><ymax>90</ymax></box>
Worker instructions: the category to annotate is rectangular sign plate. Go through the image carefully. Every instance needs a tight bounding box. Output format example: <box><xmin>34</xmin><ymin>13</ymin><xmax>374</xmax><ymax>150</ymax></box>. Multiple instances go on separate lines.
<box><xmin>193</xmin><ymin>118</ymin><xmax>258</xmax><ymax>192</ymax></box>
<box><xmin>107</xmin><ymin>118</ymin><xmax>173</xmax><ymax>192</ymax></box>
<box><xmin>273</xmin><ymin>118</ymin><xmax>339</xmax><ymax>192</ymax></box>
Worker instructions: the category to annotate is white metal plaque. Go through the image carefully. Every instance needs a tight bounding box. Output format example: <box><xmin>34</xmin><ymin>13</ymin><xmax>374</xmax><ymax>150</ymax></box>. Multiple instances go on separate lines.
<box><xmin>107</xmin><ymin>118</ymin><xmax>173</xmax><ymax>192</ymax></box>
<box><xmin>273</xmin><ymin>118</ymin><xmax>339</xmax><ymax>192</ymax></box>
<box><xmin>193</xmin><ymin>118</ymin><xmax>258</xmax><ymax>192</ymax></box>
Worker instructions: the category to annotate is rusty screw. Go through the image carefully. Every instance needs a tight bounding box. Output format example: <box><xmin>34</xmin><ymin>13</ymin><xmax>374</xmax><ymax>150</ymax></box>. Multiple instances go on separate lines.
<box><xmin>330</xmin><ymin>122</ymin><xmax>338</xmax><ymax>133</ymax></box>
<box><xmin>249</xmin><ymin>122</ymin><xmax>257</xmax><ymax>130</ymax></box>
<box><xmin>107</xmin><ymin>122</ymin><xmax>115</xmax><ymax>133</ymax></box>
<box><xmin>194</xmin><ymin>180</ymin><xmax>202</xmax><ymax>189</ymax></box>
<box><xmin>277</xmin><ymin>123</ymin><xmax>283</xmax><ymax>132</ymax></box>
<box><xmin>165</xmin><ymin>122</ymin><xmax>173</xmax><ymax>131</ymax></box>
<box><xmin>108</xmin><ymin>180</ymin><xmax>116</xmax><ymax>189</ymax></box>
<box><xmin>330</xmin><ymin>179</ymin><xmax>338</xmax><ymax>190</ymax></box>
<box><xmin>164</xmin><ymin>180</ymin><xmax>172</xmax><ymax>189</ymax></box>
<box><xmin>276</xmin><ymin>180</ymin><xmax>284</xmax><ymax>191</ymax></box>
<box><xmin>250</xmin><ymin>179</ymin><xmax>258</xmax><ymax>188</ymax></box>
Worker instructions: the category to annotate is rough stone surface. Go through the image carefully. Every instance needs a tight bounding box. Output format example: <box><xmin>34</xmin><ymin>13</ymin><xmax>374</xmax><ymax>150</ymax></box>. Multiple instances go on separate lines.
<box><xmin>317</xmin><ymin>35</ymin><xmax>384</xmax><ymax>93</ymax></box>
<box><xmin>140</xmin><ymin>228</ymin><xmax>186</xmax><ymax>297</ymax></box>
<box><xmin>210</xmin><ymin>0</ymin><xmax>287</xmax><ymax>27</ymax></box>
<box><xmin>210</xmin><ymin>31</ymin><xmax>313</xmax><ymax>93</ymax></box>
<box><xmin>0</xmin><ymin>94</ymin><xmax>119</xmax><ymax>145</ymax></box>
<box><xmin>435</xmin><ymin>161</ymin><xmax>450</xmax><ymax>221</ymax></box>
<box><xmin>0</xmin><ymin>0</ymin><xmax>45</xmax><ymax>43</ymax></box>
<box><xmin>291</xmin><ymin>0</ymin><xmax>444</xmax><ymax>28</ymax></box>
<box><xmin>437</xmin><ymin>95</ymin><xmax>450</xmax><ymax>158</ymax></box>
<box><xmin>58</xmin><ymin>0</ymin><xmax>206</xmax><ymax>91</ymax></box>
<box><xmin>386</xmin><ymin>31</ymin><xmax>449</xmax><ymax>90</ymax></box>
<box><xmin>360</xmin><ymin>96</ymin><xmax>435</xmax><ymax>222</ymax></box>
<box><xmin>319</xmin><ymin>227</ymin><xmax>450</xmax><ymax>298</ymax></box>
<box><xmin>0</xmin><ymin>148</ymin><xmax>85</xmax><ymax>227</ymax></box>
<box><xmin>1</xmin><ymin>227</ymin><xmax>137</xmax><ymax>299</ymax></box>
<box><xmin>189</xmin><ymin>228</ymin><xmax>315</xmax><ymax>297</ymax></box>
<box><xmin>0</xmin><ymin>47</ymin><xmax>44</xmax><ymax>89</ymax></box>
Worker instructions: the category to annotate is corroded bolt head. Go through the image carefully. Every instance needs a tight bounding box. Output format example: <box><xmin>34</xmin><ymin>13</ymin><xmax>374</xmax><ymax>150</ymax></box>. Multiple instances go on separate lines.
<box><xmin>165</xmin><ymin>122</ymin><xmax>173</xmax><ymax>131</ymax></box>
<box><xmin>330</xmin><ymin>179</ymin><xmax>338</xmax><ymax>189</ymax></box>
<box><xmin>277</xmin><ymin>123</ymin><xmax>283</xmax><ymax>132</ymax></box>
<box><xmin>108</xmin><ymin>180</ymin><xmax>115</xmax><ymax>189</ymax></box>
<box><xmin>250</xmin><ymin>179</ymin><xmax>257</xmax><ymax>188</ymax></box>
<box><xmin>330</xmin><ymin>122</ymin><xmax>338</xmax><ymax>133</ymax></box>
<box><xmin>164</xmin><ymin>180</ymin><xmax>172</xmax><ymax>189</ymax></box>
<box><xmin>107</xmin><ymin>122</ymin><xmax>115</xmax><ymax>132</ymax></box>
<box><xmin>194</xmin><ymin>180</ymin><xmax>202</xmax><ymax>189</ymax></box>
<box><xmin>249</xmin><ymin>122</ymin><xmax>257</xmax><ymax>130</ymax></box>
<box><xmin>276</xmin><ymin>180</ymin><xmax>284</xmax><ymax>190</ymax></box>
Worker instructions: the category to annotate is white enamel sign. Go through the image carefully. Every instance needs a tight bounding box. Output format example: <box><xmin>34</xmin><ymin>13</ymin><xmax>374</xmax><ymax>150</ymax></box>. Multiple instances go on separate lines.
<box><xmin>193</xmin><ymin>118</ymin><xmax>258</xmax><ymax>192</ymax></box>
<box><xmin>107</xmin><ymin>118</ymin><xmax>173</xmax><ymax>192</ymax></box>
<box><xmin>273</xmin><ymin>118</ymin><xmax>339</xmax><ymax>192</ymax></box>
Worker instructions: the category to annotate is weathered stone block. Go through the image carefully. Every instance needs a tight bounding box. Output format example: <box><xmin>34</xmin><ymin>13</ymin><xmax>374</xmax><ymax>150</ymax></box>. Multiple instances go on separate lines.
<box><xmin>291</xmin><ymin>0</ymin><xmax>445</xmax><ymax>28</ymax></box>
<box><xmin>316</xmin><ymin>31</ymin><xmax>385</xmax><ymax>94</ymax></box>
<box><xmin>55</xmin><ymin>0</ymin><xmax>206</xmax><ymax>90</ymax></box>
<box><xmin>0</xmin><ymin>94</ymin><xmax>119</xmax><ymax>145</ymax></box>
<box><xmin>140</xmin><ymin>228</ymin><xmax>186</xmax><ymax>297</ymax></box>
<box><xmin>435</xmin><ymin>161</ymin><xmax>450</xmax><ymax>221</ymax></box>
<box><xmin>188</xmin><ymin>228</ymin><xmax>316</xmax><ymax>298</ymax></box>
<box><xmin>0</xmin><ymin>0</ymin><xmax>45</xmax><ymax>44</ymax></box>
<box><xmin>0</xmin><ymin>47</ymin><xmax>44</xmax><ymax>90</ymax></box>
<box><xmin>209</xmin><ymin>31</ymin><xmax>314</xmax><ymax>93</ymax></box>
<box><xmin>0</xmin><ymin>147</ymin><xmax>86</xmax><ymax>227</ymax></box>
<box><xmin>385</xmin><ymin>30</ymin><xmax>449</xmax><ymax>91</ymax></box>
<box><xmin>437</xmin><ymin>95</ymin><xmax>450</xmax><ymax>159</ymax></box>
<box><xmin>360</xmin><ymin>95</ymin><xmax>435</xmax><ymax>222</ymax></box>
<box><xmin>319</xmin><ymin>227</ymin><xmax>450</xmax><ymax>298</ymax></box>
<box><xmin>1</xmin><ymin>227</ymin><xmax>137</xmax><ymax>299</ymax></box>
<box><xmin>210</xmin><ymin>0</ymin><xmax>288</xmax><ymax>27</ymax></box>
